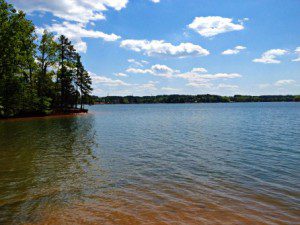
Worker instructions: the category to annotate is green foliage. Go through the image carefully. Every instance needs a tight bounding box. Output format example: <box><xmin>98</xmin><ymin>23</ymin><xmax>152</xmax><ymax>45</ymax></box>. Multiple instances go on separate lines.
<box><xmin>0</xmin><ymin>0</ymin><xmax>92</xmax><ymax>118</ymax></box>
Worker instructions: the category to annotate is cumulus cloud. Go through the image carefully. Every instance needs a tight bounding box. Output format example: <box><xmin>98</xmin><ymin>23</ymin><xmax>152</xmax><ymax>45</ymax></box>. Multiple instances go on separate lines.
<box><xmin>177</xmin><ymin>68</ymin><xmax>241</xmax><ymax>88</ymax></box>
<box><xmin>11</xmin><ymin>0</ymin><xmax>128</xmax><ymax>23</ymax></box>
<box><xmin>120</xmin><ymin>39</ymin><xmax>209</xmax><ymax>58</ymax></box>
<box><xmin>126</xmin><ymin>68</ymin><xmax>152</xmax><ymax>74</ymax></box>
<box><xmin>150</xmin><ymin>0</ymin><xmax>160</xmax><ymax>3</ymax></box>
<box><xmin>176</xmin><ymin>66</ymin><xmax>240</xmax><ymax>80</ymax></box>
<box><xmin>38</xmin><ymin>22</ymin><xmax>120</xmax><ymax>53</ymax></box>
<box><xmin>274</xmin><ymin>79</ymin><xmax>295</xmax><ymax>86</ymax></box>
<box><xmin>126</xmin><ymin>64</ymin><xmax>241</xmax><ymax>86</ymax></box>
<box><xmin>222</xmin><ymin>45</ymin><xmax>246</xmax><ymax>55</ymax></box>
<box><xmin>292</xmin><ymin>47</ymin><xmax>300</xmax><ymax>62</ymax></box>
<box><xmin>126</xmin><ymin>64</ymin><xmax>179</xmax><ymax>78</ymax></box>
<box><xmin>90</xmin><ymin>72</ymin><xmax>130</xmax><ymax>86</ymax></box>
<box><xmin>151</xmin><ymin>64</ymin><xmax>179</xmax><ymax>77</ymax></box>
<box><xmin>253</xmin><ymin>49</ymin><xmax>288</xmax><ymax>64</ymax></box>
<box><xmin>188</xmin><ymin>16</ymin><xmax>245</xmax><ymax>37</ymax></box>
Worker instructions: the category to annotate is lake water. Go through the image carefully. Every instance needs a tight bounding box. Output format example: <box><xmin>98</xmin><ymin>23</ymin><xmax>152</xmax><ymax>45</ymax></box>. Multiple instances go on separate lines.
<box><xmin>0</xmin><ymin>103</ymin><xmax>299</xmax><ymax>224</ymax></box>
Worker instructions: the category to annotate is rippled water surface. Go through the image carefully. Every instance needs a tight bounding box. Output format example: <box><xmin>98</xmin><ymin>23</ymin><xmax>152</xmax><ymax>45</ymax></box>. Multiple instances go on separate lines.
<box><xmin>0</xmin><ymin>103</ymin><xmax>299</xmax><ymax>224</ymax></box>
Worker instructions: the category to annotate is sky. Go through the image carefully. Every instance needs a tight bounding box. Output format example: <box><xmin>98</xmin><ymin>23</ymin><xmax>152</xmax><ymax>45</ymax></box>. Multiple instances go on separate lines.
<box><xmin>9</xmin><ymin>0</ymin><xmax>300</xmax><ymax>96</ymax></box>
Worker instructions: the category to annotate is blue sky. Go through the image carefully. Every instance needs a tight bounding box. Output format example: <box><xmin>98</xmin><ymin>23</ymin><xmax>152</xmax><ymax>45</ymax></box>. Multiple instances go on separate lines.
<box><xmin>10</xmin><ymin>0</ymin><xmax>300</xmax><ymax>96</ymax></box>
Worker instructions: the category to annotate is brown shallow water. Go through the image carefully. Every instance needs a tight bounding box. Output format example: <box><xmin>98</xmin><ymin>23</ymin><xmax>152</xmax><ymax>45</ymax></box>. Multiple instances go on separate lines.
<box><xmin>0</xmin><ymin>103</ymin><xmax>299</xmax><ymax>224</ymax></box>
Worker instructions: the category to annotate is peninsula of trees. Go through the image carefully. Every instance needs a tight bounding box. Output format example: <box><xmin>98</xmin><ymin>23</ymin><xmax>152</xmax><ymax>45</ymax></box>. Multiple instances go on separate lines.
<box><xmin>0</xmin><ymin>0</ymin><xmax>92</xmax><ymax>118</ymax></box>
<box><xmin>93</xmin><ymin>95</ymin><xmax>300</xmax><ymax>104</ymax></box>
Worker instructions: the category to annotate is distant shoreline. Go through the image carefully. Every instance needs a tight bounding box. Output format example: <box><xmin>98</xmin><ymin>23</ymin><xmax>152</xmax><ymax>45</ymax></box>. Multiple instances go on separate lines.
<box><xmin>93</xmin><ymin>101</ymin><xmax>299</xmax><ymax>105</ymax></box>
<box><xmin>93</xmin><ymin>94</ymin><xmax>300</xmax><ymax>105</ymax></box>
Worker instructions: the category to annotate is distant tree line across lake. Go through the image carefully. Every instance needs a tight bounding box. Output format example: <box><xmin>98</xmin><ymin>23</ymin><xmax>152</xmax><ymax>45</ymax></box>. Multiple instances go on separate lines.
<box><xmin>0</xmin><ymin>0</ymin><xmax>92</xmax><ymax>118</ymax></box>
<box><xmin>93</xmin><ymin>95</ymin><xmax>300</xmax><ymax>104</ymax></box>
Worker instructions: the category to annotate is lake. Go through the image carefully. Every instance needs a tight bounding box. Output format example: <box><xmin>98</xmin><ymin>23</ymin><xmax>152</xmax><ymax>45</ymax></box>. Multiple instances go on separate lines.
<box><xmin>0</xmin><ymin>103</ymin><xmax>299</xmax><ymax>224</ymax></box>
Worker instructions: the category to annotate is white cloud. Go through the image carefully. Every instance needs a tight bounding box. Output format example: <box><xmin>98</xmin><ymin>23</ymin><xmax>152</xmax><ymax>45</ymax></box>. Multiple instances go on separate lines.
<box><xmin>151</xmin><ymin>64</ymin><xmax>179</xmax><ymax>77</ymax></box>
<box><xmin>274</xmin><ymin>79</ymin><xmax>295</xmax><ymax>86</ymax></box>
<box><xmin>126</xmin><ymin>68</ymin><xmax>153</xmax><ymax>74</ymax></box>
<box><xmin>175</xmin><ymin>67</ymin><xmax>207</xmax><ymax>80</ymax></box>
<box><xmin>178</xmin><ymin>72</ymin><xmax>241</xmax><ymax>88</ymax></box>
<box><xmin>73</xmin><ymin>41</ymin><xmax>87</xmax><ymax>53</ymax></box>
<box><xmin>186</xmin><ymin>82</ymin><xmax>213</xmax><ymax>88</ymax></box>
<box><xmin>196</xmin><ymin>73</ymin><xmax>241</xmax><ymax>79</ymax></box>
<box><xmin>115</xmin><ymin>73</ymin><xmax>128</xmax><ymax>77</ymax></box>
<box><xmin>120</xmin><ymin>39</ymin><xmax>209</xmax><ymax>58</ymax></box>
<box><xmin>292</xmin><ymin>47</ymin><xmax>300</xmax><ymax>62</ymax></box>
<box><xmin>150</xmin><ymin>0</ymin><xmax>160</xmax><ymax>3</ymax></box>
<box><xmin>177</xmin><ymin>72</ymin><xmax>241</xmax><ymax>81</ymax></box>
<box><xmin>178</xmin><ymin>70</ymin><xmax>241</xmax><ymax>88</ymax></box>
<box><xmin>90</xmin><ymin>72</ymin><xmax>130</xmax><ymax>86</ymax></box>
<box><xmin>191</xmin><ymin>67</ymin><xmax>207</xmax><ymax>73</ymax></box>
<box><xmin>187</xmin><ymin>81</ymin><xmax>239</xmax><ymax>90</ymax></box>
<box><xmin>127</xmin><ymin>59</ymin><xmax>149</xmax><ymax>67</ymax></box>
<box><xmin>126</xmin><ymin>64</ymin><xmax>241</xmax><ymax>84</ymax></box>
<box><xmin>222</xmin><ymin>45</ymin><xmax>246</xmax><ymax>55</ymax></box>
<box><xmin>253</xmin><ymin>49</ymin><xmax>288</xmax><ymax>64</ymax></box>
<box><xmin>125</xmin><ymin>63</ymin><xmax>241</xmax><ymax>91</ymax></box>
<box><xmin>188</xmin><ymin>16</ymin><xmax>245</xmax><ymax>37</ymax></box>
<box><xmin>38</xmin><ymin>22</ymin><xmax>120</xmax><ymax>53</ymax></box>
<box><xmin>176</xmin><ymin>72</ymin><xmax>205</xmax><ymax>80</ymax></box>
<box><xmin>12</xmin><ymin>0</ymin><xmax>128</xmax><ymax>23</ymax></box>
<box><xmin>126</xmin><ymin>64</ymin><xmax>179</xmax><ymax>78</ymax></box>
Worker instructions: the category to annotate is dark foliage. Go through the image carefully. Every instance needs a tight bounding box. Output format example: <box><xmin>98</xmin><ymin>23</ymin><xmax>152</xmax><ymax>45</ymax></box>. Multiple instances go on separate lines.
<box><xmin>0</xmin><ymin>0</ymin><xmax>92</xmax><ymax>117</ymax></box>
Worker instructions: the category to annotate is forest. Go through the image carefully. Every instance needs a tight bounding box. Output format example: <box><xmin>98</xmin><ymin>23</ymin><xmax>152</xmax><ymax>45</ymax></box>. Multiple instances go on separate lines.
<box><xmin>93</xmin><ymin>95</ymin><xmax>300</xmax><ymax>104</ymax></box>
<box><xmin>0</xmin><ymin>0</ymin><xmax>92</xmax><ymax>118</ymax></box>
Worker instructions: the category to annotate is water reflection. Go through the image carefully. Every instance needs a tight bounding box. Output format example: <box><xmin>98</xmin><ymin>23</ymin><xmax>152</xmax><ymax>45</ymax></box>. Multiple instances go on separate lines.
<box><xmin>0</xmin><ymin>115</ymin><xmax>101</xmax><ymax>224</ymax></box>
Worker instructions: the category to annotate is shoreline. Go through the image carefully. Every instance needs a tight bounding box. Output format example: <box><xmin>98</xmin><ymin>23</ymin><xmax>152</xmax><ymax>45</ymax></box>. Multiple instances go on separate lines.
<box><xmin>0</xmin><ymin>109</ymin><xmax>88</xmax><ymax>121</ymax></box>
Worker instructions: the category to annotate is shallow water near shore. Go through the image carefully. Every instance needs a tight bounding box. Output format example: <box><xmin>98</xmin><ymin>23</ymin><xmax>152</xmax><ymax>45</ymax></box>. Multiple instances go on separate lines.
<box><xmin>0</xmin><ymin>103</ymin><xmax>299</xmax><ymax>224</ymax></box>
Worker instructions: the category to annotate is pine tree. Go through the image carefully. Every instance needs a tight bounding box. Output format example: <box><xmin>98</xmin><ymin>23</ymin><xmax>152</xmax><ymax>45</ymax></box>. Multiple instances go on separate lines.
<box><xmin>75</xmin><ymin>54</ymin><xmax>93</xmax><ymax>109</ymax></box>
<box><xmin>57</xmin><ymin>35</ymin><xmax>77</xmax><ymax>110</ymax></box>
<box><xmin>36</xmin><ymin>30</ymin><xmax>57</xmax><ymax>113</ymax></box>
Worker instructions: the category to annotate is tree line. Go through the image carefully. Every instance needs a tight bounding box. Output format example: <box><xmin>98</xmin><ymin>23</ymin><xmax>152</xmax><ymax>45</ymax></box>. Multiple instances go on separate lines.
<box><xmin>93</xmin><ymin>95</ymin><xmax>300</xmax><ymax>104</ymax></box>
<box><xmin>0</xmin><ymin>0</ymin><xmax>92</xmax><ymax>118</ymax></box>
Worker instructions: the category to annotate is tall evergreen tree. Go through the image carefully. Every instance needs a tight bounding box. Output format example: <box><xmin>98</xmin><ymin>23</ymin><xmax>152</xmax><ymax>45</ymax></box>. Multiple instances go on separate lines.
<box><xmin>57</xmin><ymin>35</ymin><xmax>77</xmax><ymax>109</ymax></box>
<box><xmin>75</xmin><ymin>54</ymin><xmax>93</xmax><ymax>109</ymax></box>
<box><xmin>36</xmin><ymin>30</ymin><xmax>57</xmax><ymax>113</ymax></box>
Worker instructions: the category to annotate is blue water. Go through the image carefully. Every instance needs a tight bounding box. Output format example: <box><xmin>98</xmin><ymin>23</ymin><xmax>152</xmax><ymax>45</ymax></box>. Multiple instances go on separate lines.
<box><xmin>0</xmin><ymin>102</ymin><xmax>299</xmax><ymax>224</ymax></box>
